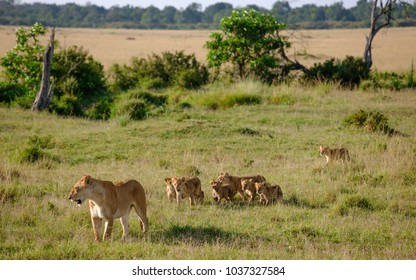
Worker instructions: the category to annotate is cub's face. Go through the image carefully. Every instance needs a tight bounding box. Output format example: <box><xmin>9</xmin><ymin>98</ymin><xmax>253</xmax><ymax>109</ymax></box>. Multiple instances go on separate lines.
<box><xmin>210</xmin><ymin>180</ymin><xmax>221</xmax><ymax>192</ymax></box>
<box><xmin>172</xmin><ymin>177</ymin><xmax>187</xmax><ymax>200</ymax></box>
<box><xmin>165</xmin><ymin>177</ymin><xmax>175</xmax><ymax>191</ymax></box>
<box><xmin>255</xmin><ymin>182</ymin><xmax>268</xmax><ymax>196</ymax></box>
<box><xmin>68</xmin><ymin>175</ymin><xmax>92</xmax><ymax>206</ymax></box>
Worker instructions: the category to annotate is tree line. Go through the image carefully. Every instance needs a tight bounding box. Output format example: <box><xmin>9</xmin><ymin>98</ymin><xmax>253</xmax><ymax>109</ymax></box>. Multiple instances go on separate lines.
<box><xmin>0</xmin><ymin>0</ymin><xmax>415</xmax><ymax>29</ymax></box>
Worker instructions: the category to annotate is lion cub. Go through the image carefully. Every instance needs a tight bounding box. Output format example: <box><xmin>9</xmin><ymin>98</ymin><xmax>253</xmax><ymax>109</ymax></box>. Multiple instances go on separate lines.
<box><xmin>255</xmin><ymin>181</ymin><xmax>283</xmax><ymax>205</ymax></box>
<box><xmin>319</xmin><ymin>146</ymin><xmax>350</xmax><ymax>165</ymax></box>
<box><xmin>210</xmin><ymin>180</ymin><xmax>236</xmax><ymax>204</ymax></box>
<box><xmin>164</xmin><ymin>177</ymin><xmax>177</xmax><ymax>203</ymax></box>
<box><xmin>171</xmin><ymin>176</ymin><xmax>204</xmax><ymax>206</ymax></box>
<box><xmin>241</xmin><ymin>179</ymin><xmax>257</xmax><ymax>203</ymax></box>
<box><xmin>214</xmin><ymin>172</ymin><xmax>266</xmax><ymax>201</ymax></box>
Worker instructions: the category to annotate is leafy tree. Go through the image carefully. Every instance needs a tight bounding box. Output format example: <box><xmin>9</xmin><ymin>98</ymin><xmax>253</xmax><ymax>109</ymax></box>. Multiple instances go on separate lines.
<box><xmin>0</xmin><ymin>22</ymin><xmax>46</xmax><ymax>95</ymax></box>
<box><xmin>205</xmin><ymin>9</ymin><xmax>301</xmax><ymax>83</ymax></box>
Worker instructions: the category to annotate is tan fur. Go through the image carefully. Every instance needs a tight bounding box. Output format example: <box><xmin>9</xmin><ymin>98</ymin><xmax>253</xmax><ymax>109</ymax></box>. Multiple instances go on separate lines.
<box><xmin>68</xmin><ymin>175</ymin><xmax>148</xmax><ymax>242</ymax></box>
<box><xmin>215</xmin><ymin>172</ymin><xmax>266</xmax><ymax>201</ymax></box>
<box><xmin>320</xmin><ymin>146</ymin><xmax>350</xmax><ymax>165</ymax></box>
<box><xmin>172</xmin><ymin>176</ymin><xmax>203</xmax><ymax>206</ymax></box>
<box><xmin>164</xmin><ymin>177</ymin><xmax>177</xmax><ymax>203</ymax></box>
<box><xmin>241</xmin><ymin>179</ymin><xmax>257</xmax><ymax>203</ymax></box>
<box><xmin>255</xmin><ymin>181</ymin><xmax>283</xmax><ymax>205</ymax></box>
<box><xmin>210</xmin><ymin>180</ymin><xmax>236</xmax><ymax>204</ymax></box>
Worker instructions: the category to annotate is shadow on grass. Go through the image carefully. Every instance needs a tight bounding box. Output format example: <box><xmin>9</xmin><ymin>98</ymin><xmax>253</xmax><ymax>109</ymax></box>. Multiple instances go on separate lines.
<box><xmin>151</xmin><ymin>224</ymin><xmax>247</xmax><ymax>245</ymax></box>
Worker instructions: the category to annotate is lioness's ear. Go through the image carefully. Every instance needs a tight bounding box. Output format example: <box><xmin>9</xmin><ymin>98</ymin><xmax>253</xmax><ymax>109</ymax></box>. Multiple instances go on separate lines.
<box><xmin>165</xmin><ymin>177</ymin><xmax>171</xmax><ymax>183</ymax></box>
<box><xmin>84</xmin><ymin>175</ymin><xmax>91</xmax><ymax>184</ymax></box>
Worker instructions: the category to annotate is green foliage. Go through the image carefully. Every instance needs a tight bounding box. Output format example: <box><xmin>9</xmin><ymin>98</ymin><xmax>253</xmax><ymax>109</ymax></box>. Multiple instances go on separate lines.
<box><xmin>52</xmin><ymin>46</ymin><xmax>106</xmax><ymax>98</ymax></box>
<box><xmin>333</xmin><ymin>195</ymin><xmax>374</xmax><ymax>216</ymax></box>
<box><xmin>111</xmin><ymin>89</ymin><xmax>167</xmax><ymax>120</ymax></box>
<box><xmin>360</xmin><ymin>67</ymin><xmax>416</xmax><ymax>91</ymax></box>
<box><xmin>0</xmin><ymin>1</ymin><xmax>415</xmax><ymax>29</ymax></box>
<box><xmin>109</xmin><ymin>51</ymin><xmax>209</xmax><ymax>91</ymax></box>
<box><xmin>0</xmin><ymin>82</ymin><xmax>26</xmax><ymax>104</ymax></box>
<box><xmin>344</xmin><ymin>110</ymin><xmax>398</xmax><ymax>136</ymax></box>
<box><xmin>19</xmin><ymin>135</ymin><xmax>56</xmax><ymax>164</ymax></box>
<box><xmin>49</xmin><ymin>46</ymin><xmax>109</xmax><ymax>118</ymax></box>
<box><xmin>195</xmin><ymin>92</ymin><xmax>262</xmax><ymax>110</ymax></box>
<box><xmin>0</xmin><ymin>22</ymin><xmax>46</xmax><ymax>95</ymax></box>
<box><xmin>306</xmin><ymin>56</ymin><xmax>370</xmax><ymax>88</ymax></box>
<box><xmin>205</xmin><ymin>9</ymin><xmax>291</xmax><ymax>83</ymax></box>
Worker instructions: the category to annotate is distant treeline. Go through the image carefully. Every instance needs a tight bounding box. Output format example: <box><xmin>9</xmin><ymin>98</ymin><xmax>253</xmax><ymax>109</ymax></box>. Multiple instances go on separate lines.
<box><xmin>0</xmin><ymin>0</ymin><xmax>415</xmax><ymax>29</ymax></box>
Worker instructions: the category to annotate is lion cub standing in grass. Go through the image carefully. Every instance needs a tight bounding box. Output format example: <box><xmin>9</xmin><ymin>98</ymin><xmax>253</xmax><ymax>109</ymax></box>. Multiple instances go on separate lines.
<box><xmin>68</xmin><ymin>175</ymin><xmax>148</xmax><ymax>242</ymax></box>
<box><xmin>319</xmin><ymin>146</ymin><xmax>350</xmax><ymax>165</ymax></box>
<box><xmin>164</xmin><ymin>177</ymin><xmax>177</xmax><ymax>203</ymax></box>
<box><xmin>255</xmin><ymin>182</ymin><xmax>283</xmax><ymax>205</ymax></box>
<box><xmin>171</xmin><ymin>176</ymin><xmax>204</xmax><ymax>206</ymax></box>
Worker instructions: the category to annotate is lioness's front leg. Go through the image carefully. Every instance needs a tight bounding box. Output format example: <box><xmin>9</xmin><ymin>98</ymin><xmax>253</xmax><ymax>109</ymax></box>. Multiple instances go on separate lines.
<box><xmin>103</xmin><ymin>218</ymin><xmax>114</xmax><ymax>240</ymax></box>
<box><xmin>91</xmin><ymin>217</ymin><xmax>102</xmax><ymax>242</ymax></box>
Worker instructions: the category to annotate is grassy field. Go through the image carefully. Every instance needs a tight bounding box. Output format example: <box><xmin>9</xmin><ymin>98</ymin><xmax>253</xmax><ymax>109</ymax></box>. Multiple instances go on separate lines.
<box><xmin>1</xmin><ymin>26</ymin><xmax>416</xmax><ymax>72</ymax></box>
<box><xmin>0</xmin><ymin>81</ymin><xmax>415</xmax><ymax>259</ymax></box>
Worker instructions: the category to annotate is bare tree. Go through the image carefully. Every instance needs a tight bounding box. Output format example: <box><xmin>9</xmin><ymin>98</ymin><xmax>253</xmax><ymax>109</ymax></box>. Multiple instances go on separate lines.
<box><xmin>32</xmin><ymin>27</ymin><xmax>55</xmax><ymax>112</ymax></box>
<box><xmin>363</xmin><ymin>0</ymin><xmax>410</xmax><ymax>69</ymax></box>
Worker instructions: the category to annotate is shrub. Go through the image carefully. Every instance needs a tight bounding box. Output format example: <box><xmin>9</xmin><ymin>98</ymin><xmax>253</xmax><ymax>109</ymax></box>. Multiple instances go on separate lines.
<box><xmin>111</xmin><ymin>90</ymin><xmax>167</xmax><ymax>121</ymax></box>
<box><xmin>0</xmin><ymin>82</ymin><xmax>26</xmax><ymax>105</ymax></box>
<box><xmin>50</xmin><ymin>46</ymin><xmax>110</xmax><ymax>119</ymax></box>
<box><xmin>307</xmin><ymin>56</ymin><xmax>370</xmax><ymax>88</ymax></box>
<box><xmin>49</xmin><ymin>94</ymin><xmax>82</xmax><ymax>117</ymax></box>
<box><xmin>360</xmin><ymin>68</ymin><xmax>416</xmax><ymax>91</ymax></box>
<box><xmin>344</xmin><ymin>110</ymin><xmax>398</xmax><ymax>136</ymax></box>
<box><xmin>19</xmin><ymin>135</ymin><xmax>56</xmax><ymax>164</ymax></box>
<box><xmin>52</xmin><ymin>46</ymin><xmax>106</xmax><ymax>98</ymax></box>
<box><xmin>108</xmin><ymin>51</ymin><xmax>209</xmax><ymax>91</ymax></box>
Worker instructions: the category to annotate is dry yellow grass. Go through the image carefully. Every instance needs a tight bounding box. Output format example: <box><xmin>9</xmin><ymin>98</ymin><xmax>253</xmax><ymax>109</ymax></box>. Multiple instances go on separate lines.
<box><xmin>0</xmin><ymin>25</ymin><xmax>415</xmax><ymax>72</ymax></box>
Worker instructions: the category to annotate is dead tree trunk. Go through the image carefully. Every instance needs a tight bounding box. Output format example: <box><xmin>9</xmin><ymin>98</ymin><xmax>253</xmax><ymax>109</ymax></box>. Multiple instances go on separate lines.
<box><xmin>363</xmin><ymin>0</ymin><xmax>394</xmax><ymax>69</ymax></box>
<box><xmin>32</xmin><ymin>27</ymin><xmax>55</xmax><ymax>111</ymax></box>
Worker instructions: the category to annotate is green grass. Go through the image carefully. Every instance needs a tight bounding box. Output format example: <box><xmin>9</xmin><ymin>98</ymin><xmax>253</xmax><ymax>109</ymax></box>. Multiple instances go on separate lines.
<box><xmin>0</xmin><ymin>82</ymin><xmax>415</xmax><ymax>259</ymax></box>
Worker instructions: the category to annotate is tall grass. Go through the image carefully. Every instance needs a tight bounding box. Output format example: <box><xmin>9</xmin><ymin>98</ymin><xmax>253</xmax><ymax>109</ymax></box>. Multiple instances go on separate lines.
<box><xmin>0</xmin><ymin>83</ymin><xmax>415</xmax><ymax>259</ymax></box>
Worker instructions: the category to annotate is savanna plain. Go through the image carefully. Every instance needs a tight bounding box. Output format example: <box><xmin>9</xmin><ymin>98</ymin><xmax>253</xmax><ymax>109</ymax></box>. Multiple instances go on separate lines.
<box><xmin>0</xmin><ymin>26</ymin><xmax>416</xmax><ymax>260</ymax></box>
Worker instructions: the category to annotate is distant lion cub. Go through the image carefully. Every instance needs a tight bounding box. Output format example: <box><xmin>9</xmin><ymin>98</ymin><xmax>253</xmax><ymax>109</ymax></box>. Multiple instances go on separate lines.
<box><xmin>319</xmin><ymin>146</ymin><xmax>350</xmax><ymax>165</ymax></box>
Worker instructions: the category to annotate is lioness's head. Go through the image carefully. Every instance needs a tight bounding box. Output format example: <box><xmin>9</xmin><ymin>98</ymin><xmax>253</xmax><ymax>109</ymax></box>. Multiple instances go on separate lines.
<box><xmin>216</xmin><ymin>172</ymin><xmax>231</xmax><ymax>185</ymax></box>
<box><xmin>68</xmin><ymin>175</ymin><xmax>93</xmax><ymax>207</ymax></box>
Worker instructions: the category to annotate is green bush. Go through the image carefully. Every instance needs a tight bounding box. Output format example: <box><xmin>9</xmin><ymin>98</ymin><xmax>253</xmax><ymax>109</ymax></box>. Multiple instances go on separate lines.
<box><xmin>344</xmin><ymin>110</ymin><xmax>398</xmax><ymax>136</ymax></box>
<box><xmin>49</xmin><ymin>46</ymin><xmax>110</xmax><ymax>118</ymax></box>
<box><xmin>108</xmin><ymin>51</ymin><xmax>209</xmax><ymax>91</ymax></box>
<box><xmin>19</xmin><ymin>135</ymin><xmax>56</xmax><ymax>164</ymax></box>
<box><xmin>49</xmin><ymin>94</ymin><xmax>82</xmax><ymax>116</ymax></box>
<box><xmin>307</xmin><ymin>56</ymin><xmax>370</xmax><ymax>88</ymax></box>
<box><xmin>360</xmin><ymin>69</ymin><xmax>416</xmax><ymax>91</ymax></box>
<box><xmin>0</xmin><ymin>82</ymin><xmax>26</xmax><ymax>104</ymax></box>
<box><xmin>52</xmin><ymin>46</ymin><xmax>106</xmax><ymax>98</ymax></box>
<box><xmin>111</xmin><ymin>90</ymin><xmax>167</xmax><ymax>121</ymax></box>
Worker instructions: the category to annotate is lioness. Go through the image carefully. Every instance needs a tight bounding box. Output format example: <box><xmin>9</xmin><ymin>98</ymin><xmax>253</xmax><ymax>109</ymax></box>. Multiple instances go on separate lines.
<box><xmin>241</xmin><ymin>179</ymin><xmax>257</xmax><ymax>203</ymax></box>
<box><xmin>319</xmin><ymin>146</ymin><xmax>350</xmax><ymax>165</ymax></box>
<box><xmin>164</xmin><ymin>177</ymin><xmax>177</xmax><ymax>203</ymax></box>
<box><xmin>255</xmin><ymin>181</ymin><xmax>283</xmax><ymax>205</ymax></box>
<box><xmin>68</xmin><ymin>175</ymin><xmax>148</xmax><ymax>242</ymax></box>
<box><xmin>210</xmin><ymin>180</ymin><xmax>236</xmax><ymax>204</ymax></box>
<box><xmin>215</xmin><ymin>172</ymin><xmax>266</xmax><ymax>201</ymax></box>
<box><xmin>171</xmin><ymin>176</ymin><xmax>203</xmax><ymax>206</ymax></box>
